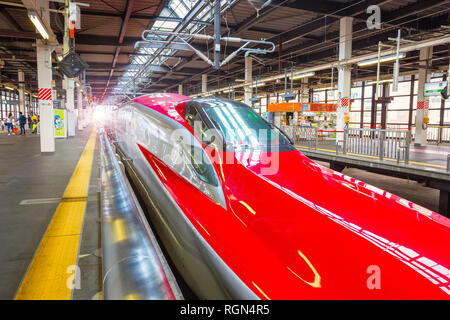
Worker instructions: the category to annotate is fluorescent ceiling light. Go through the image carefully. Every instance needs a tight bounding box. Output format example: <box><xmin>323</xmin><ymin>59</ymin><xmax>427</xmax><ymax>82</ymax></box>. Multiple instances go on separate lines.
<box><xmin>28</xmin><ymin>11</ymin><xmax>49</xmax><ymax>40</ymax></box>
<box><xmin>250</xmin><ymin>82</ymin><xmax>265</xmax><ymax>88</ymax></box>
<box><xmin>357</xmin><ymin>53</ymin><xmax>406</xmax><ymax>67</ymax></box>
<box><xmin>367</xmin><ymin>79</ymin><xmax>393</xmax><ymax>85</ymax></box>
<box><xmin>314</xmin><ymin>86</ymin><xmax>337</xmax><ymax>91</ymax></box>
<box><xmin>235</xmin><ymin>79</ymin><xmax>245</xmax><ymax>82</ymax></box>
<box><xmin>5</xmin><ymin>86</ymin><xmax>14</xmax><ymax>90</ymax></box>
<box><xmin>291</xmin><ymin>72</ymin><xmax>315</xmax><ymax>80</ymax></box>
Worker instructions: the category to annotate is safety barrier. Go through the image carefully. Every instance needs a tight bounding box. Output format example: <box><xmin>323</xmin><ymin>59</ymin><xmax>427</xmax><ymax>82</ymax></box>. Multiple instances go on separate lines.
<box><xmin>99</xmin><ymin>130</ymin><xmax>183</xmax><ymax>300</ymax></box>
<box><xmin>345</xmin><ymin>128</ymin><xmax>411</xmax><ymax>162</ymax></box>
<box><xmin>426</xmin><ymin>126</ymin><xmax>450</xmax><ymax>145</ymax></box>
<box><xmin>282</xmin><ymin>125</ymin><xmax>411</xmax><ymax>163</ymax></box>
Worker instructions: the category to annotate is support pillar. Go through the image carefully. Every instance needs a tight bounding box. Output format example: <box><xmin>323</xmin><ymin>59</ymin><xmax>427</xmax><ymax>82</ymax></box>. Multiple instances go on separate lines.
<box><xmin>178</xmin><ymin>84</ymin><xmax>183</xmax><ymax>95</ymax></box>
<box><xmin>77</xmin><ymin>85</ymin><xmax>83</xmax><ymax>130</ymax></box>
<box><xmin>202</xmin><ymin>74</ymin><xmax>207</xmax><ymax>93</ymax></box>
<box><xmin>296</xmin><ymin>78</ymin><xmax>309</xmax><ymax>125</ymax></box>
<box><xmin>65</xmin><ymin>78</ymin><xmax>75</xmax><ymax>136</ymax></box>
<box><xmin>244</xmin><ymin>56</ymin><xmax>252</xmax><ymax>106</ymax></box>
<box><xmin>18</xmin><ymin>70</ymin><xmax>26</xmax><ymax>114</ymax></box>
<box><xmin>337</xmin><ymin>16</ymin><xmax>353</xmax><ymax>144</ymax></box>
<box><xmin>36</xmin><ymin>41</ymin><xmax>55</xmax><ymax>153</ymax></box>
<box><xmin>415</xmin><ymin>47</ymin><xmax>432</xmax><ymax>146</ymax></box>
<box><xmin>63</xmin><ymin>5</ymin><xmax>76</xmax><ymax>137</ymax></box>
<box><xmin>82</xmin><ymin>90</ymin><xmax>88</xmax><ymax>128</ymax></box>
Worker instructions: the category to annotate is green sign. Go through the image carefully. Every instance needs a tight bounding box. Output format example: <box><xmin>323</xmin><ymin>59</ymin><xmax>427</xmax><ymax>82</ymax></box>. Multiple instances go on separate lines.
<box><xmin>424</xmin><ymin>81</ymin><xmax>447</xmax><ymax>96</ymax></box>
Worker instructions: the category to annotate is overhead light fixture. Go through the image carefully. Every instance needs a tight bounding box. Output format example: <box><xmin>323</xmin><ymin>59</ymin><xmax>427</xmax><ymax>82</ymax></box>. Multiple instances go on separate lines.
<box><xmin>250</xmin><ymin>82</ymin><xmax>266</xmax><ymax>88</ymax></box>
<box><xmin>290</xmin><ymin>71</ymin><xmax>315</xmax><ymax>80</ymax></box>
<box><xmin>57</xmin><ymin>54</ymin><xmax>63</xmax><ymax>62</ymax></box>
<box><xmin>5</xmin><ymin>86</ymin><xmax>14</xmax><ymax>90</ymax></box>
<box><xmin>235</xmin><ymin>79</ymin><xmax>245</xmax><ymax>82</ymax></box>
<box><xmin>28</xmin><ymin>11</ymin><xmax>49</xmax><ymax>40</ymax></box>
<box><xmin>314</xmin><ymin>86</ymin><xmax>337</xmax><ymax>91</ymax></box>
<box><xmin>367</xmin><ymin>79</ymin><xmax>393</xmax><ymax>85</ymax></box>
<box><xmin>357</xmin><ymin>53</ymin><xmax>406</xmax><ymax>67</ymax></box>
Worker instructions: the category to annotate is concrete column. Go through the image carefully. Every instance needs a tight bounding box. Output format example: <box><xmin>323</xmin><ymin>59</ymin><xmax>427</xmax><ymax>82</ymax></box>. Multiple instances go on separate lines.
<box><xmin>296</xmin><ymin>78</ymin><xmax>309</xmax><ymax>125</ymax></box>
<box><xmin>415</xmin><ymin>47</ymin><xmax>432</xmax><ymax>146</ymax></box>
<box><xmin>244</xmin><ymin>56</ymin><xmax>252</xmax><ymax>106</ymax></box>
<box><xmin>63</xmin><ymin>7</ymin><xmax>76</xmax><ymax>137</ymax></box>
<box><xmin>65</xmin><ymin>78</ymin><xmax>75</xmax><ymax>136</ymax></box>
<box><xmin>77</xmin><ymin>85</ymin><xmax>83</xmax><ymax>130</ymax></box>
<box><xmin>201</xmin><ymin>74</ymin><xmax>207</xmax><ymax>93</ymax></box>
<box><xmin>337</xmin><ymin>16</ymin><xmax>353</xmax><ymax>144</ymax></box>
<box><xmin>35</xmin><ymin>0</ymin><xmax>54</xmax><ymax>152</ymax></box>
<box><xmin>18</xmin><ymin>70</ymin><xmax>26</xmax><ymax>114</ymax></box>
<box><xmin>36</xmin><ymin>41</ymin><xmax>55</xmax><ymax>153</ymax></box>
<box><xmin>178</xmin><ymin>84</ymin><xmax>183</xmax><ymax>95</ymax></box>
<box><xmin>82</xmin><ymin>90</ymin><xmax>88</xmax><ymax>128</ymax></box>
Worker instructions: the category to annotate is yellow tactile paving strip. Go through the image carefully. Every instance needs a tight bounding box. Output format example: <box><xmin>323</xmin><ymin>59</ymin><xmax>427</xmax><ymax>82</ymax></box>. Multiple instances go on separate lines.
<box><xmin>14</xmin><ymin>129</ymin><xmax>96</xmax><ymax>300</ymax></box>
<box><xmin>296</xmin><ymin>145</ymin><xmax>447</xmax><ymax>170</ymax></box>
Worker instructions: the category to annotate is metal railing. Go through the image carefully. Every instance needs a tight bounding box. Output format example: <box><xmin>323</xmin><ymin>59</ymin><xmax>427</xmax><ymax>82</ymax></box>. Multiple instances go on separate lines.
<box><xmin>345</xmin><ymin>128</ymin><xmax>411</xmax><ymax>163</ymax></box>
<box><xmin>282</xmin><ymin>125</ymin><xmax>411</xmax><ymax>164</ymax></box>
<box><xmin>100</xmin><ymin>130</ymin><xmax>183</xmax><ymax>300</ymax></box>
<box><xmin>426</xmin><ymin>126</ymin><xmax>450</xmax><ymax>145</ymax></box>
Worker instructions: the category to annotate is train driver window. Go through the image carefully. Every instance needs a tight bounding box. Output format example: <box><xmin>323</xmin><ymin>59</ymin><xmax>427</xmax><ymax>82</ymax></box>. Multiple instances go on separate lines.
<box><xmin>184</xmin><ymin>104</ymin><xmax>214</xmax><ymax>146</ymax></box>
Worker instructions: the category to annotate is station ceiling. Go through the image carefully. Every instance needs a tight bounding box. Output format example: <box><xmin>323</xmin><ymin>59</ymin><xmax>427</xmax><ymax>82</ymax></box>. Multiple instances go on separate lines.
<box><xmin>0</xmin><ymin>0</ymin><xmax>449</xmax><ymax>101</ymax></box>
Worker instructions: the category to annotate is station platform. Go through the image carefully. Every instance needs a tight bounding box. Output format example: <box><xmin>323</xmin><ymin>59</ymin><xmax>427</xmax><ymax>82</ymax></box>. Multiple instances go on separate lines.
<box><xmin>0</xmin><ymin>126</ymin><xmax>102</xmax><ymax>300</ymax></box>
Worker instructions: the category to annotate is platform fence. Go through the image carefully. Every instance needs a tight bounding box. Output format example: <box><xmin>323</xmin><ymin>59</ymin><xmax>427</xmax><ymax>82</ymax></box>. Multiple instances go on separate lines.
<box><xmin>281</xmin><ymin>125</ymin><xmax>411</xmax><ymax>164</ymax></box>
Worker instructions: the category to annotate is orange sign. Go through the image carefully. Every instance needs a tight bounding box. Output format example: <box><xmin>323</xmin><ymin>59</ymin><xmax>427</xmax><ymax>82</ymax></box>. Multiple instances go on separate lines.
<box><xmin>268</xmin><ymin>102</ymin><xmax>340</xmax><ymax>112</ymax></box>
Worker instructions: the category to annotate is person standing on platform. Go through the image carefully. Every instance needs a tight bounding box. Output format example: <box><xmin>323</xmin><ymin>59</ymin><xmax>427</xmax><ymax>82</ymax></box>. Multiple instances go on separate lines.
<box><xmin>27</xmin><ymin>114</ymin><xmax>32</xmax><ymax>129</ymax></box>
<box><xmin>31</xmin><ymin>113</ymin><xmax>38</xmax><ymax>135</ymax></box>
<box><xmin>6</xmin><ymin>113</ymin><xmax>13</xmax><ymax>135</ymax></box>
<box><xmin>18</xmin><ymin>112</ymin><xmax>26</xmax><ymax>135</ymax></box>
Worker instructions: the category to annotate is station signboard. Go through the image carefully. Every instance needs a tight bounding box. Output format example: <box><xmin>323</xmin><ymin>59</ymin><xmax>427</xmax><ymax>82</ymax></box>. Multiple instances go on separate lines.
<box><xmin>424</xmin><ymin>81</ymin><xmax>448</xmax><ymax>96</ymax></box>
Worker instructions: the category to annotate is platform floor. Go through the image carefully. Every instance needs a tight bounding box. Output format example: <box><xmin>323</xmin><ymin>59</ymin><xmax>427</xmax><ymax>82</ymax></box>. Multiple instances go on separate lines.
<box><xmin>0</xmin><ymin>127</ymin><xmax>101</xmax><ymax>300</ymax></box>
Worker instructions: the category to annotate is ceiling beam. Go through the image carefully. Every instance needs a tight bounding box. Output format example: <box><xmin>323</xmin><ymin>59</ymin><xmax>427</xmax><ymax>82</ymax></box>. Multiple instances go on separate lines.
<box><xmin>0</xmin><ymin>29</ymin><xmax>40</xmax><ymax>39</ymax></box>
<box><xmin>0</xmin><ymin>6</ymin><xmax>24</xmax><ymax>31</ymax></box>
<box><xmin>103</xmin><ymin>0</ymin><xmax>135</xmax><ymax>97</ymax></box>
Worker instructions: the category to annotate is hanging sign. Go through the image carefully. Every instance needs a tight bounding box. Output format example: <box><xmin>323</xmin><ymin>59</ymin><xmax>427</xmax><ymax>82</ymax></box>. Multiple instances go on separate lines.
<box><xmin>424</xmin><ymin>81</ymin><xmax>448</xmax><ymax>96</ymax></box>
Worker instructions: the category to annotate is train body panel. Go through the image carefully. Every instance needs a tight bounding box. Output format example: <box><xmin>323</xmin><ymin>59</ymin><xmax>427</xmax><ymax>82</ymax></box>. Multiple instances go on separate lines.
<box><xmin>112</xmin><ymin>93</ymin><xmax>450</xmax><ymax>299</ymax></box>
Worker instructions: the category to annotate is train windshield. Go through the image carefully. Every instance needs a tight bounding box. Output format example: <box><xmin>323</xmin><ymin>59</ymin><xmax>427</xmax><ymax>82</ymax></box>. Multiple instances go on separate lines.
<box><xmin>201</xmin><ymin>100</ymin><xmax>294</xmax><ymax>151</ymax></box>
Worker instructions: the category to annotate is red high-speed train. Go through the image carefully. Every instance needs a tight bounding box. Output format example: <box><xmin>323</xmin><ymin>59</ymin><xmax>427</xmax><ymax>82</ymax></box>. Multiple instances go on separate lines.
<box><xmin>112</xmin><ymin>92</ymin><xmax>450</xmax><ymax>299</ymax></box>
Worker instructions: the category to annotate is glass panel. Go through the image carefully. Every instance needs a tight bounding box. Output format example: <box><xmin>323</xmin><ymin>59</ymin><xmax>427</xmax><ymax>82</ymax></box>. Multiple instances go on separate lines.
<box><xmin>351</xmin><ymin>87</ymin><xmax>361</xmax><ymax>99</ymax></box>
<box><xmin>389</xmin><ymin>96</ymin><xmax>410</xmax><ymax>110</ymax></box>
<box><xmin>313</xmin><ymin>91</ymin><xmax>325</xmax><ymax>102</ymax></box>
<box><xmin>387</xmin><ymin>110</ymin><xmax>409</xmax><ymax>124</ymax></box>
<box><xmin>349</xmin><ymin>111</ymin><xmax>360</xmax><ymax>123</ymax></box>
<box><xmin>429</xmin><ymin>96</ymin><xmax>441</xmax><ymax>109</ymax></box>
<box><xmin>363</xmin><ymin>99</ymin><xmax>372</xmax><ymax>110</ymax></box>
<box><xmin>364</xmin><ymin>85</ymin><xmax>373</xmax><ymax>98</ymax></box>
<box><xmin>202</xmin><ymin>101</ymin><xmax>292</xmax><ymax>149</ymax></box>
<box><xmin>428</xmin><ymin>109</ymin><xmax>440</xmax><ymax>125</ymax></box>
<box><xmin>351</xmin><ymin>99</ymin><xmax>361</xmax><ymax>111</ymax></box>
<box><xmin>443</xmin><ymin>107</ymin><xmax>450</xmax><ymax>124</ymax></box>
<box><xmin>389</xmin><ymin>81</ymin><xmax>411</xmax><ymax>96</ymax></box>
